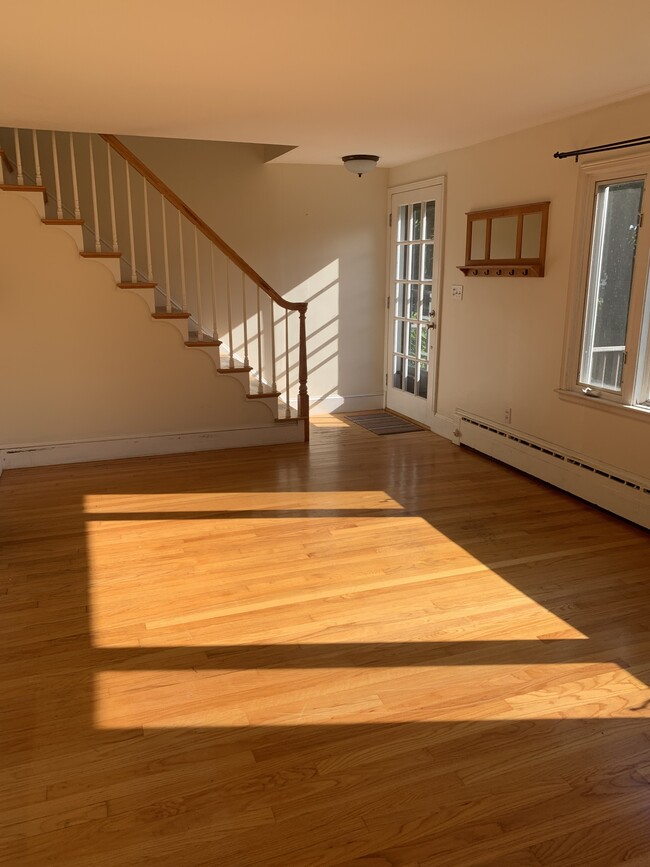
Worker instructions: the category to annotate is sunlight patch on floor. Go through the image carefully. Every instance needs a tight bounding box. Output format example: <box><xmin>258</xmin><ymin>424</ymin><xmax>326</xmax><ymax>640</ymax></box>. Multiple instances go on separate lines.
<box><xmin>95</xmin><ymin>663</ymin><xmax>650</xmax><ymax>728</ymax></box>
<box><xmin>84</xmin><ymin>488</ymin><xmax>589</xmax><ymax>648</ymax></box>
<box><xmin>83</xmin><ymin>490</ymin><xmax>405</xmax><ymax>513</ymax></box>
<box><xmin>310</xmin><ymin>414</ymin><xmax>351</xmax><ymax>428</ymax></box>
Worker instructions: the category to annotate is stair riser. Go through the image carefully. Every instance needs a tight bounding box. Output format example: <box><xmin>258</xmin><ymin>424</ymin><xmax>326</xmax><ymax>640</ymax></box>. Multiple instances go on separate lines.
<box><xmin>121</xmin><ymin>285</ymin><xmax>156</xmax><ymax>313</ymax></box>
<box><xmin>1</xmin><ymin>188</ymin><xmax>45</xmax><ymax>218</ymax></box>
<box><xmin>187</xmin><ymin>344</ymin><xmax>225</xmax><ymax>371</ymax></box>
<box><xmin>82</xmin><ymin>256</ymin><xmax>121</xmax><ymax>281</ymax></box>
<box><xmin>156</xmin><ymin>318</ymin><xmax>189</xmax><ymax>341</ymax></box>
<box><xmin>248</xmin><ymin>395</ymin><xmax>279</xmax><ymax>415</ymax></box>
<box><xmin>45</xmin><ymin>223</ymin><xmax>84</xmax><ymax>252</ymax></box>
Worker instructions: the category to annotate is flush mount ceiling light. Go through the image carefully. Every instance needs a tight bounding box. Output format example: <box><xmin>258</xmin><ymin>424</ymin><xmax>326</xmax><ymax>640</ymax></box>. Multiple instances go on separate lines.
<box><xmin>342</xmin><ymin>154</ymin><xmax>380</xmax><ymax>177</ymax></box>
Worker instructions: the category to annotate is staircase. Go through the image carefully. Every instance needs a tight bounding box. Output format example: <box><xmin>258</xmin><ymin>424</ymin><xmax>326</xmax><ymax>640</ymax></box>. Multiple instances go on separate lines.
<box><xmin>0</xmin><ymin>127</ymin><xmax>309</xmax><ymax>466</ymax></box>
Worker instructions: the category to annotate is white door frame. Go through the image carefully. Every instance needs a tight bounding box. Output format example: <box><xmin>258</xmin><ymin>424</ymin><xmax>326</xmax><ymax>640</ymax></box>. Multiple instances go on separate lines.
<box><xmin>384</xmin><ymin>176</ymin><xmax>446</xmax><ymax>427</ymax></box>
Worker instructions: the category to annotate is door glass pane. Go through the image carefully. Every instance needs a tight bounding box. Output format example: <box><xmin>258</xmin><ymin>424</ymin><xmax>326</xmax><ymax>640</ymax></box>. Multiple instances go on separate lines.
<box><xmin>396</xmin><ymin>245</ymin><xmax>407</xmax><ymax>280</ymax></box>
<box><xmin>418</xmin><ymin>363</ymin><xmax>428</xmax><ymax>398</ymax></box>
<box><xmin>410</xmin><ymin>203</ymin><xmax>422</xmax><ymax>241</ymax></box>
<box><xmin>419</xmin><ymin>325</ymin><xmax>428</xmax><ymax>360</ymax></box>
<box><xmin>393</xmin><ymin>356</ymin><xmax>403</xmax><ymax>389</ymax></box>
<box><xmin>410</xmin><ymin>245</ymin><xmax>421</xmax><ymax>280</ymax></box>
<box><xmin>406</xmin><ymin>359</ymin><xmax>416</xmax><ymax>393</ymax></box>
<box><xmin>408</xmin><ymin>322</ymin><xmax>418</xmax><ymax>357</ymax></box>
<box><xmin>421</xmin><ymin>285</ymin><xmax>432</xmax><ymax>319</ymax></box>
<box><xmin>408</xmin><ymin>284</ymin><xmax>419</xmax><ymax>318</ymax></box>
<box><xmin>424</xmin><ymin>201</ymin><xmax>435</xmax><ymax>240</ymax></box>
<box><xmin>394</xmin><ymin>321</ymin><xmax>405</xmax><ymax>354</ymax></box>
<box><xmin>395</xmin><ymin>284</ymin><xmax>406</xmax><ymax>318</ymax></box>
<box><xmin>423</xmin><ymin>244</ymin><xmax>433</xmax><ymax>280</ymax></box>
<box><xmin>580</xmin><ymin>178</ymin><xmax>643</xmax><ymax>391</ymax></box>
<box><xmin>397</xmin><ymin>206</ymin><xmax>408</xmax><ymax>242</ymax></box>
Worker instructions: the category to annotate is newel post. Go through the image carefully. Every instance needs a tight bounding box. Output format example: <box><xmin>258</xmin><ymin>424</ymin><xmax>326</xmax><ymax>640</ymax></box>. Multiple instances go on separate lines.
<box><xmin>297</xmin><ymin>304</ymin><xmax>310</xmax><ymax>442</ymax></box>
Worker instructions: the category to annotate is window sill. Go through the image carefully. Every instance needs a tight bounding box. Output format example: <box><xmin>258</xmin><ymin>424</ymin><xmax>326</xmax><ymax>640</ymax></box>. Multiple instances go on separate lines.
<box><xmin>556</xmin><ymin>388</ymin><xmax>650</xmax><ymax>422</ymax></box>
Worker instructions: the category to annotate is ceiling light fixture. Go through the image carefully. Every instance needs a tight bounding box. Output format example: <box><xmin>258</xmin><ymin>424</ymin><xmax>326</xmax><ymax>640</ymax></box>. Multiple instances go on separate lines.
<box><xmin>342</xmin><ymin>154</ymin><xmax>380</xmax><ymax>177</ymax></box>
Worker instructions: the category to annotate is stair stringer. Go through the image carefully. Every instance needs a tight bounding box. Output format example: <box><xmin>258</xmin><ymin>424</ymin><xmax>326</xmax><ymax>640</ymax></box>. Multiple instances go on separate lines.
<box><xmin>0</xmin><ymin>189</ymin><xmax>303</xmax><ymax>468</ymax></box>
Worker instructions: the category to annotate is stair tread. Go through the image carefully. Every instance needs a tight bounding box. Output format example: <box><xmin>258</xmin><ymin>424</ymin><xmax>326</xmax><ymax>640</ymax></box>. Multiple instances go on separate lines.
<box><xmin>42</xmin><ymin>218</ymin><xmax>85</xmax><ymax>226</ymax></box>
<box><xmin>81</xmin><ymin>251</ymin><xmax>121</xmax><ymax>258</ymax></box>
<box><xmin>1</xmin><ymin>183</ymin><xmax>46</xmax><ymax>193</ymax></box>
<box><xmin>216</xmin><ymin>364</ymin><xmax>253</xmax><ymax>374</ymax></box>
<box><xmin>118</xmin><ymin>282</ymin><xmax>157</xmax><ymax>288</ymax></box>
<box><xmin>185</xmin><ymin>339</ymin><xmax>222</xmax><ymax>347</ymax></box>
<box><xmin>152</xmin><ymin>310</ymin><xmax>191</xmax><ymax>319</ymax></box>
<box><xmin>247</xmin><ymin>391</ymin><xmax>281</xmax><ymax>399</ymax></box>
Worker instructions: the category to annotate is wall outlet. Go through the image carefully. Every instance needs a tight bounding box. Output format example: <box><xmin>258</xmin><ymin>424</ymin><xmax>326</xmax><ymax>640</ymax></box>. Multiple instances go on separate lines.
<box><xmin>451</xmin><ymin>284</ymin><xmax>464</xmax><ymax>300</ymax></box>
<box><xmin>504</xmin><ymin>408</ymin><xmax>512</xmax><ymax>424</ymax></box>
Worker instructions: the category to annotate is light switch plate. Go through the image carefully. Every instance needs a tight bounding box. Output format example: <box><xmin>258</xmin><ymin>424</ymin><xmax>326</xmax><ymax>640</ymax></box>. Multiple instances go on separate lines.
<box><xmin>452</xmin><ymin>284</ymin><xmax>464</xmax><ymax>300</ymax></box>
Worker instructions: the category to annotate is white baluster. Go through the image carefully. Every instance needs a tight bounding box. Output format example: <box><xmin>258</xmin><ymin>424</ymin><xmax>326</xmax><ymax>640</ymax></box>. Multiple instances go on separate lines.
<box><xmin>143</xmin><ymin>177</ymin><xmax>153</xmax><ymax>282</ymax></box>
<box><xmin>69</xmin><ymin>133</ymin><xmax>81</xmax><ymax>220</ymax></box>
<box><xmin>210</xmin><ymin>247</ymin><xmax>218</xmax><ymax>344</ymax></box>
<box><xmin>178</xmin><ymin>212</ymin><xmax>187</xmax><ymax>310</ymax></box>
<box><xmin>242</xmin><ymin>271</ymin><xmax>250</xmax><ymax>368</ymax></box>
<box><xmin>106</xmin><ymin>142</ymin><xmax>119</xmax><ymax>252</ymax></box>
<box><xmin>51</xmin><ymin>131</ymin><xmax>63</xmax><ymax>220</ymax></box>
<box><xmin>226</xmin><ymin>260</ymin><xmax>234</xmax><ymax>368</ymax></box>
<box><xmin>88</xmin><ymin>136</ymin><xmax>101</xmax><ymax>252</ymax></box>
<box><xmin>161</xmin><ymin>196</ymin><xmax>171</xmax><ymax>313</ymax></box>
<box><xmin>256</xmin><ymin>285</ymin><xmax>263</xmax><ymax>393</ymax></box>
<box><xmin>31</xmin><ymin>130</ymin><xmax>42</xmax><ymax>186</ymax></box>
<box><xmin>194</xmin><ymin>227</ymin><xmax>203</xmax><ymax>340</ymax></box>
<box><xmin>285</xmin><ymin>311</ymin><xmax>291</xmax><ymax>417</ymax></box>
<box><xmin>270</xmin><ymin>299</ymin><xmax>277</xmax><ymax>393</ymax></box>
<box><xmin>125</xmin><ymin>164</ymin><xmax>137</xmax><ymax>282</ymax></box>
<box><xmin>13</xmin><ymin>129</ymin><xmax>24</xmax><ymax>185</ymax></box>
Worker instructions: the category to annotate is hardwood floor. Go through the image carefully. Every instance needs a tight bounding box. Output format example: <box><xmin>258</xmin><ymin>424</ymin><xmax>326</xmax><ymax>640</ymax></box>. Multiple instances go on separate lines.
<box><xmin>2</xmin><ymin>414</ymin><xmax>650</xmax><ymax>866</ymax></box>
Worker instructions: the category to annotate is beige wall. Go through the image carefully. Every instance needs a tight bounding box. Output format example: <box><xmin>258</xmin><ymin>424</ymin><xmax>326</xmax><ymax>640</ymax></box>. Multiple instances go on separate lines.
<box><xmin>120</xmin><ymin>136</ymin><xmax>389</xmax><ymax>411</ymax></box>
<box><xmin>0</xmin><ymin>191</ymin><xmax>277</xmax><ymax>447</ymax></box>
<box><xmin>389</xmin><ymin>92</ymin><xmax>650</xmax><ymax>480</ymax></box>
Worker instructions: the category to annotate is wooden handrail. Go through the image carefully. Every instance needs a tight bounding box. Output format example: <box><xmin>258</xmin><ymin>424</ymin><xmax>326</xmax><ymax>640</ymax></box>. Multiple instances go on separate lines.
<box><xmin>100</xmin><ymin>134</ymin><xmax>306</xmax><ymax>314</ymax></box>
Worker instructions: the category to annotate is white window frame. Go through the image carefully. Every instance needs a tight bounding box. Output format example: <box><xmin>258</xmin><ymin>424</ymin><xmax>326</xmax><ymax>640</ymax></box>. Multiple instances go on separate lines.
<box><xmin>561</xmin><ymin>152</ymin><xmax>650</xmax><ymax>417</ymax></box>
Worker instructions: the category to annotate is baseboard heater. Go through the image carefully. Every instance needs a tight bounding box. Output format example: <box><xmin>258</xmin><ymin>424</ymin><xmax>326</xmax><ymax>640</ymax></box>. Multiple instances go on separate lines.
<box><xmin>457</xmin><ymin>411</ymin><xmax>650</xmax><ymax>531</ymax></box>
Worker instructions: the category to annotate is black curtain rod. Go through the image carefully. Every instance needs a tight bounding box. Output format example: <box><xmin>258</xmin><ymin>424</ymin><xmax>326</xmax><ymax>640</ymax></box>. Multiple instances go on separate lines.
<box><xmin>554</xmin><ymin>135</ymin><xmax>650</xmax><ymax>162</ymax></box>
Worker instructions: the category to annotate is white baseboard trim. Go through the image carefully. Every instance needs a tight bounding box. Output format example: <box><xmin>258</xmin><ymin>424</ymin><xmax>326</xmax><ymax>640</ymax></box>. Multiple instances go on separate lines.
<box><xmin>430</xmin><ymin>413</ymin><xmax>459</xmax><ymax>443</ymax></box>
<box><xmin>297</xmin><ymin>392</ymin><xmax>384</xmax><ymax>414</ymax></box>
<box><xmin>1</xmin><ymin>422</ymin><xmax>305</xmax><ymax>470</ymax></box>
<box><xmin>457</xmin><ymin>410</ymin><xmax>650</xmax><ymax>530</ymax></box>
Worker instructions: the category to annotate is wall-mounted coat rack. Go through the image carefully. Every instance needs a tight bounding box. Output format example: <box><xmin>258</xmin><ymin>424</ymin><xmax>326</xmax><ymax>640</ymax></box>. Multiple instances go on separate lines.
<box><xmin>458</xmin><ymin>201</ymin><xmax>549</xmax><ymax>277</ymax></box>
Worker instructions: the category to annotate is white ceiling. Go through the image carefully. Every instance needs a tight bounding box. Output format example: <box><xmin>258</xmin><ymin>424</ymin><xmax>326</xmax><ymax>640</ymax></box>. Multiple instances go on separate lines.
<box><xmin>3</xmin><ymin>0</ymin><xmax>650</xmax><ymax>167</ymax></box>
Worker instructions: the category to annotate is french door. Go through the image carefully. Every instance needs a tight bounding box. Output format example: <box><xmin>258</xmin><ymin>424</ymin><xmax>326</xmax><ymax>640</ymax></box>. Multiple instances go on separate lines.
<box><xmin>386</xmin><ymin>181</ymin><xmax>444</xmax><ymax>426</ymax></box>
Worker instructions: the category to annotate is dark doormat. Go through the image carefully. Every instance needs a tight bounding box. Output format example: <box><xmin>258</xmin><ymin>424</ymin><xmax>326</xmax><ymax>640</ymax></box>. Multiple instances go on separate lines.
<box><xmin>344</xmin><ymin>411</ymin><xmax>427</xmax><ymax>435</ymax></box>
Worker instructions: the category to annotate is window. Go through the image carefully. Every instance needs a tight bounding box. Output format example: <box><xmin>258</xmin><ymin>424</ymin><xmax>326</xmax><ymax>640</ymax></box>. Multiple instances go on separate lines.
<box><xmin>566</xmin><ymin>154</ymin><xmax>650</xmax><ymax>410</ymax></box>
